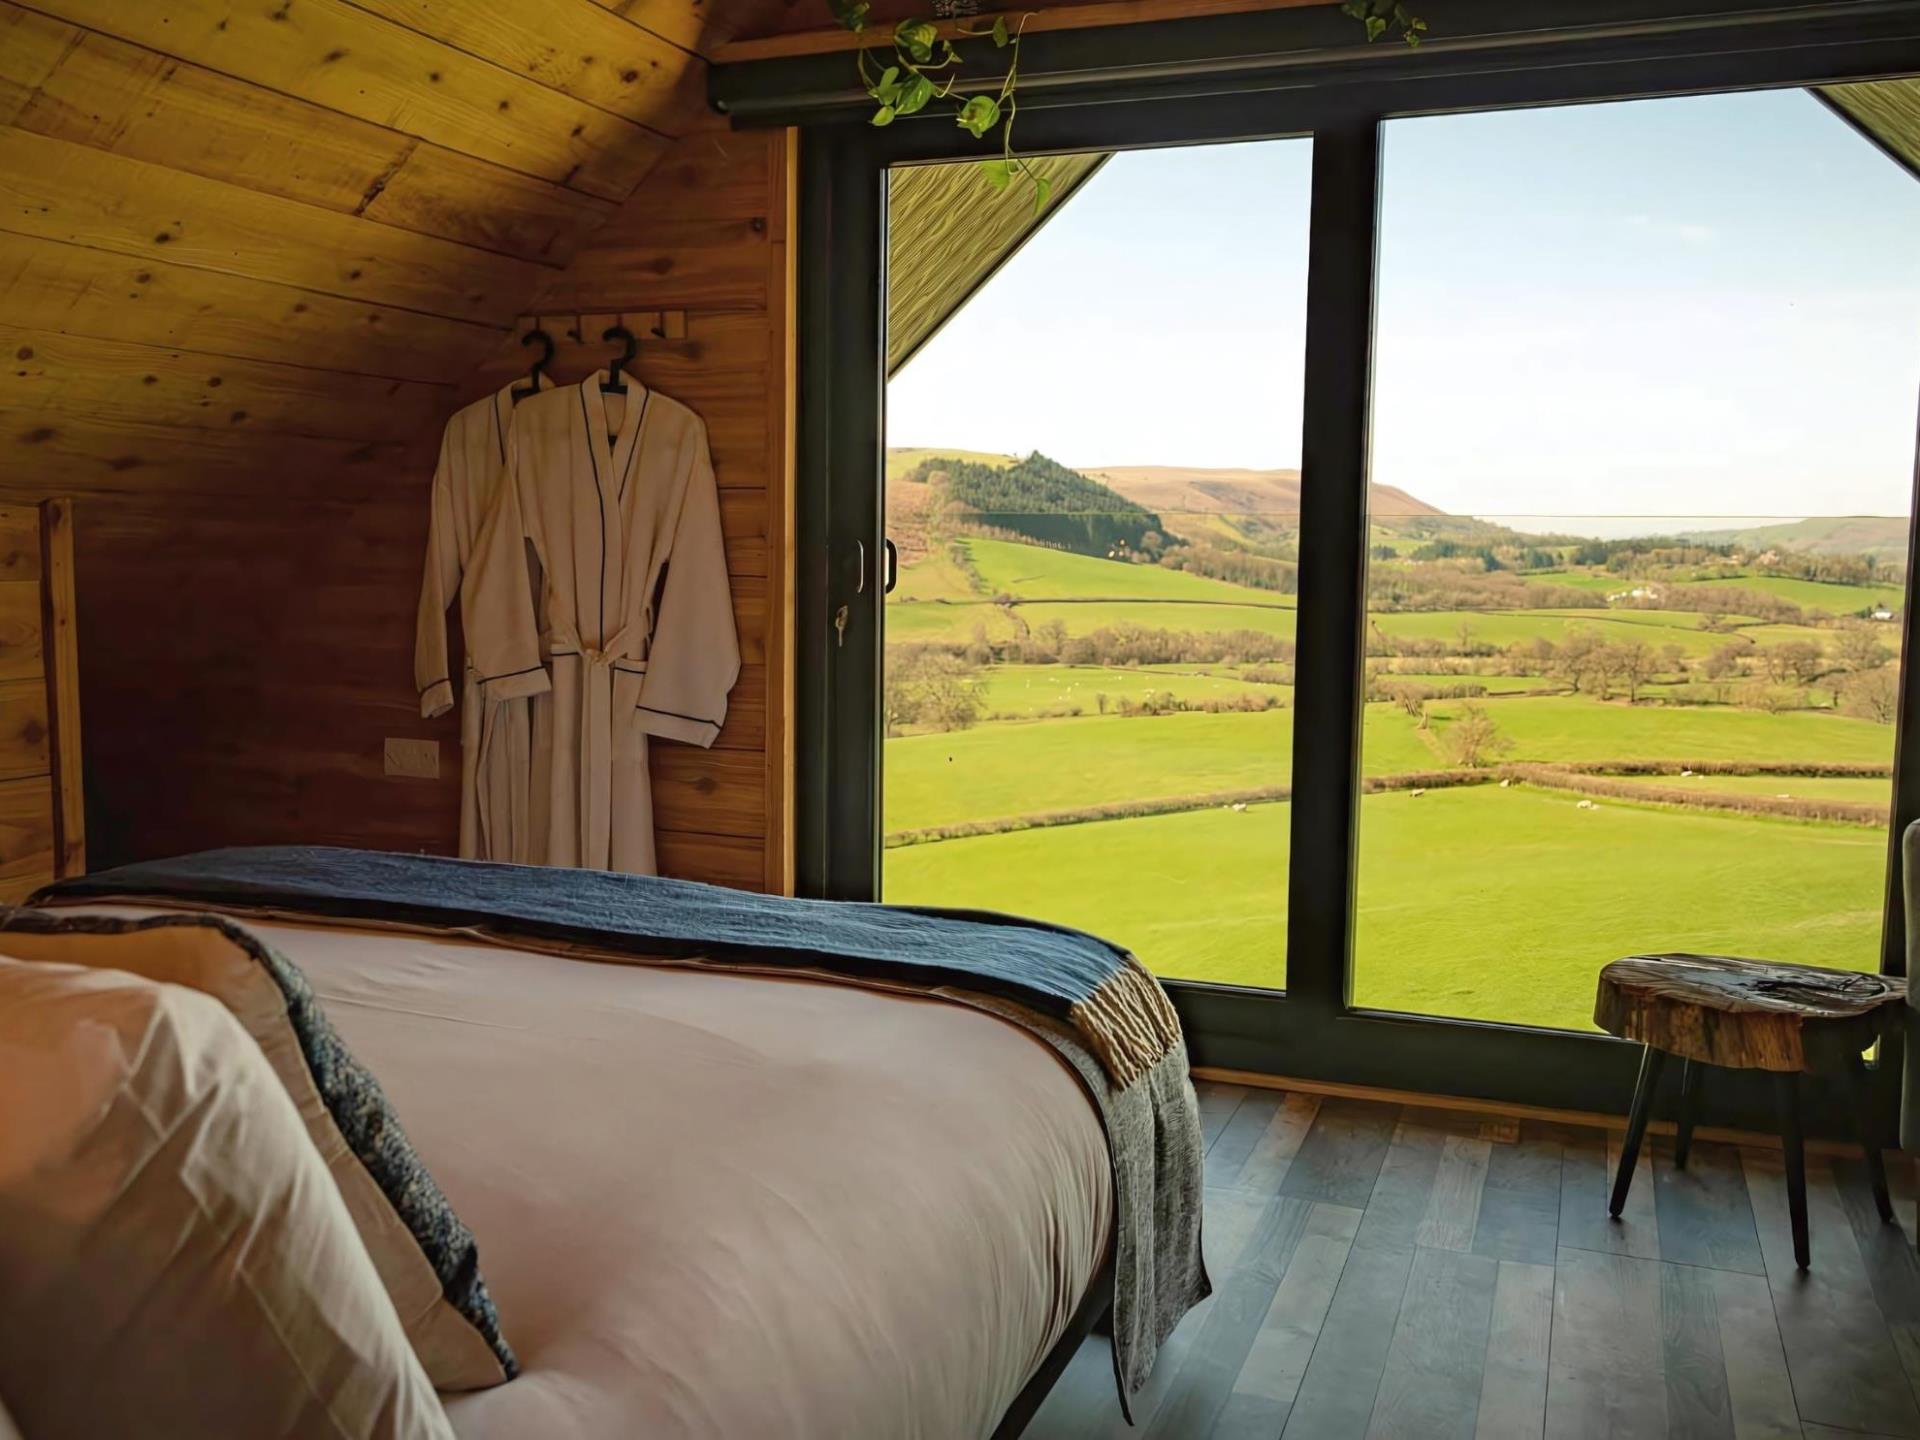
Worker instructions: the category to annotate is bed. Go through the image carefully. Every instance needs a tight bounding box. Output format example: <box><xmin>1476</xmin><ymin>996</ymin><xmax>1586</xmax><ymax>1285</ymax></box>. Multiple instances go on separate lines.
<box><xmin>44</xmin><ymin>900</ymin><xmax>1123</xmax><ymax>1438</ymax></box>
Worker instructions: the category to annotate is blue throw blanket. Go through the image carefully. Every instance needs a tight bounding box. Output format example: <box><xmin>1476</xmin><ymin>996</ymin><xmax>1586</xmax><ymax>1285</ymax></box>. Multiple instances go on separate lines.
<box><xmin>34</xmin><ymin>846</ymin><xmax>1211</xmax><ymax>1411</ymax></box>
<box><xmin>39</xmin><ymin>846</ymin><xmax>1182</xmax><ymax>1088</ymax></box>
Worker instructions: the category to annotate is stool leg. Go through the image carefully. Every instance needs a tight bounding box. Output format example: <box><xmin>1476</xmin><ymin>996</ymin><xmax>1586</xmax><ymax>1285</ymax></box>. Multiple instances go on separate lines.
<box><xmin>1611</xmin><ymin>1045</ymin><xmax>1667</xmax><ymax>1218</ymax></box>
<box><xmin>1845</xmin><ymin>1055</ymin><xmax>1894</xmax><ymax>1224</ymax></box>
<box><xmin>1774</xmin><ymin>1073</ymin><xmax>1810</xmax><ymax>1270</ymax></box>
<box><xmin>1674</xmin><ymin>1059</ymin><xmax>1702</xmax><ymax>1172</ymax></box>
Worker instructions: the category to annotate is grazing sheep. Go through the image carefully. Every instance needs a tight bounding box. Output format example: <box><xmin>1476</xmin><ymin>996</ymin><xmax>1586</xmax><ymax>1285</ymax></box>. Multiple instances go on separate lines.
<box><xmin>1410</xmin><ymin>789</ymin><xmax>1426</xmax><ymax>798</ymax></box>
<box><xmin>1499</xmin><ymin>778</ymin><xmax>1511</xmax><ymax>789</ymax></box>
<box><xmin>1576</xmin><ymin>799</ymin><xmax>1597</xmax><ymax>810</ymax></box>
<box><xmin>1230</xmin><ymin>802</ymin><xmax>1248</xmax><ymax>813</ymax></box>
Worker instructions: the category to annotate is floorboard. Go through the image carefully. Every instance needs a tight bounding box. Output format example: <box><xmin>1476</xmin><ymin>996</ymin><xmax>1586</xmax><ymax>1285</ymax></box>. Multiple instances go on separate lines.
<box><xmin>1366</xmin><ymin>1246</ymin><xmax>1499</xmax><ymax>1440</ymax></box>
<box><xmin>1558</xmin><ymin>1127</ymin><xmax>1661</xmax><ymax>1259</ymax></box>
<box><xmin>1279</xmin><ymin>1098</ymin><xmax>1402</xmax><ymax>1210</ymax></box>
<box><xmin>1744</xmin><ymin>1148</ymin><xmax>1920</xmax><ymax>1437</ymax></box>
<box><xmin>1474</xmin><ymin>1259</ymin><xmax>1554</xmax><ymax>1440</ymax></box>
<box><xmin>1473</xmin><ymin>1130</ymin><xmax>1563</xmax><ymax>1265</ymax></box>
<box><xmin>1546</xmin><ymin>1245</ymin><xmax>1668</xmax><ymax>1438</ymax></box>
<box><xmin>1025</xmin><ymin>1090</ymin><xmax>1920</xmax><ymax>1440</ymax></box>
<box><xmin>1659</xmin><ymin>1259</ymin><xmax>1734</xmax><ymax>1440</ymax></box>
<box><xmin>1653</xmin><ymin>1139</ymin><xmax>1765</xmax><ymax>1276</ymax></box>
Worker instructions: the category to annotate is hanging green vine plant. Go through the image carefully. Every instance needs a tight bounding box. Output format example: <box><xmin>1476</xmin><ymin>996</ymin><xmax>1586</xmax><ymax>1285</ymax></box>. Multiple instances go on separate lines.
<box><xmin>828</xmin><ymin>1</ymin><xmax>1427</xmax><ymax>208</ymax></box>
<box><xmin>831</xmin><ymin>1</ymin><xmax>1048</xmax><ymax>206</ymax></box>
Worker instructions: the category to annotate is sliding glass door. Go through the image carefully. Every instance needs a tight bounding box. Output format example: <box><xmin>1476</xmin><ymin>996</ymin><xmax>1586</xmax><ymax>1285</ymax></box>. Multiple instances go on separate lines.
<box><xmin>787</xmin><ymin>1</ymin><xmax>1920</xmax><ymax>1116</ymax></box>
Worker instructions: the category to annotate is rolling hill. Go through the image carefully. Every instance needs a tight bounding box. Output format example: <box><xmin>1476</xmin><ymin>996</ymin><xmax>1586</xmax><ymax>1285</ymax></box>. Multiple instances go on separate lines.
<box><xmin>1084</xmin><ymin>465</ymin><xmax>1442</xmax><ymax>531</ymax></box>
<box><xmin>1681</xmin><ymin>515</ymin><xmax>1910</xmax><ymax>559</ymax></box>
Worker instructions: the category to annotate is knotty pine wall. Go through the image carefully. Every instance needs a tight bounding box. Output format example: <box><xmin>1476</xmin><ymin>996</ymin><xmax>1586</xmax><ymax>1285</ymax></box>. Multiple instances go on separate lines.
<box><xmin>466</xmin><ymin>124</ymin><xmax>797</xmax><ymax>892</ymax></box>
<box><xmin>0</xmin><ymin>94</ymin><xmax>795</xmax><ymax>889</ymax></box>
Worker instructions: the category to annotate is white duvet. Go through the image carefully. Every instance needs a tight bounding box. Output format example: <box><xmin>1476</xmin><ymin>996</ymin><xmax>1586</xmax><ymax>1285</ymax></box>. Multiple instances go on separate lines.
<box><xmin>79</xmin><ymin>908</ymin><xmax>1114</xmax><ymax>1440</ymax></box>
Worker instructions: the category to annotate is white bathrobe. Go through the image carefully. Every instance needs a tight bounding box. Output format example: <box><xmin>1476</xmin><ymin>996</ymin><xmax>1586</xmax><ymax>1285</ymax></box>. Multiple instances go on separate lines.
<box><xmin>461</xmin><ymin>373</ymin><xmax>739</xmax><ymax>874</ymax></box>
<box><xmin>413</xmin><ymin>378</ymin><xmax>550</xmax><ymax>862</ymax></box>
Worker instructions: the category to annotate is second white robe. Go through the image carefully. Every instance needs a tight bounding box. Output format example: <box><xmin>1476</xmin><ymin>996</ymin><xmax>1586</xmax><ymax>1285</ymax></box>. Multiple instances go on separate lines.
<box><xmin>461</xmin><ymin>373</ymin><xmax>740</xmax><ymax>874</ymax></box>
<box><xmin>414</xmin><ymin>378</ymin><xmax>550</xmax><ymax>862</ymax></box>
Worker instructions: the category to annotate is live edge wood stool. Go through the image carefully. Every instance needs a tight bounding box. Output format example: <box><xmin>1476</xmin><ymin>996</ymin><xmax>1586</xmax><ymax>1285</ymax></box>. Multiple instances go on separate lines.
<box><xmin>1595</xmin><ymin>953</ymin><xmax>1907</xmax><ymax>1270</ymax></box>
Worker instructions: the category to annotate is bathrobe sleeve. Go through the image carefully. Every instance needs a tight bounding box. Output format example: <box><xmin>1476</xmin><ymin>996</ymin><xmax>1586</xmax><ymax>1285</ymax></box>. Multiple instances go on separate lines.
<box><xmin>413</xmin><ymin>438</ymin><xmax>462</xmax><ymax>719</ymax></box>
<box><xmin>461</xmin><ymin>433</ymin><xmax>553</xmax><ymax>706</ymax></box>
<box><xmin>635</xmin><ymin>422</ymin><xmax>740</xmax><ymax>747</ymax></box>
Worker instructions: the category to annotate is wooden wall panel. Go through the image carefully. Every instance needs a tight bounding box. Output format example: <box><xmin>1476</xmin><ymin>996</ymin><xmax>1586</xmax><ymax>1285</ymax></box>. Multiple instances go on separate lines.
<box><xmin>0</xmin><ymin>128</ymin><xmax>543</xmax><ymax>322</ymax></box>
<box><xmin>0</xmin><ymin>776</ymin><xmax>55</xmax><ymax>904</ymax></box>
<box><xmin>463</xmin><ymin>125</ymin><xmax>797</xmax><ymax>891</ymax></box>
<box><xmin>0</xmin><ymin>0</ymin><xmax>794</xmax><ymax>893</ymax></box>
<box><xmin>0</xmin><ymin>230</ymin><xmax>500</xmax><ymax>387</ymax></box>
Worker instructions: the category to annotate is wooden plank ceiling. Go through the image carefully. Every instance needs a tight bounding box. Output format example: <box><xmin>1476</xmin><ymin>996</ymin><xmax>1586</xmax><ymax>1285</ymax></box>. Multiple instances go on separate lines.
<box><xmin>1</xmin><ymin>0</ymin><xmax>1912</xmax><ymax>511</ymax></box>
<box><xmin>0</xmin><ymin>0</ymin><xmax>791</xmax><ymax>465</ymax></box>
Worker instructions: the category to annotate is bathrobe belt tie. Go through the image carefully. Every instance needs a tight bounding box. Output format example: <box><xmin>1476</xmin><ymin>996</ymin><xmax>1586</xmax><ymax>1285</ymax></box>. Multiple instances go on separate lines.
<box><xmin>549</xmin><ymin>626</ymin><xmax>646</xmax><ymax>870</ymax></box>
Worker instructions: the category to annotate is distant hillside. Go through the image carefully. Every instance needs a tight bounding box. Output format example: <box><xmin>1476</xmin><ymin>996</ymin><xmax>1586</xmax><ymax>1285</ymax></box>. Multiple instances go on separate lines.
<box><xmin>904</xmin><ymin>451</ymin><xmax>1164</xmax><ymax>558</ymax></box>
<box><xmin>885</xmin><ymin>447</ymin><xmax>1018</xmax><ymax>483</ymax></box>
<box><xmin>1681</xmin><ymin>515</ymin><xmax>1910</xmax><ymax>560</ymax></box>
<box><xmin>1085</xmin><ymin>466</ymin><xmax>1442</xmax><ymax>533</ymax></box>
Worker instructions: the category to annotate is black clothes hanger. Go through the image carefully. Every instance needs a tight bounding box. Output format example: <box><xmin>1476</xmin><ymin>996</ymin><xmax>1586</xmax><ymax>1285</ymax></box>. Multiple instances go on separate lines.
<box><xmin>602</xmin><ymin>325</ymin><xmax>637</xmax><ymax>395</ymax></box>
<box><xmin>511</xmin><ymin>328</ymin><xmax>554</xmax><ymax>405</ymax></box>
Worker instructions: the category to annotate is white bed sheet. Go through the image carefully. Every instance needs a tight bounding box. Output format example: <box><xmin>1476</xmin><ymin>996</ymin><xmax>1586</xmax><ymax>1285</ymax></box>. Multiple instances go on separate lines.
<box><xmin>81</xmin><ymin>908</ymin><xmax>1114</xmax><ymax>1440</ymax></box>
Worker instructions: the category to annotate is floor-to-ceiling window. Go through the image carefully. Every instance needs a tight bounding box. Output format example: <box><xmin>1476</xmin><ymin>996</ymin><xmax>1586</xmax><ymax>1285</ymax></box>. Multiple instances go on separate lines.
<box><xmin>880</xmin><ymin>139</ymin><xmax>1313</xmax><ymax>991</ymax></box>
<box><xmin>1353</xmin><ymin>90</ymin><xmax>1920</xmax><ymax>1031</ymax></box>
<box><xmin>783</xmin><ymin>3</ymin><xmax>1920</xmax><ymax>1107</ymax></box>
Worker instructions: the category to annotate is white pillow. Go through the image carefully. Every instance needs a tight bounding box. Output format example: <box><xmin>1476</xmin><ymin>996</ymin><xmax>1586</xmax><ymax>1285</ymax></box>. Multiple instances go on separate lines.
<box><xmin>0</xmin><ymin>956</ymin><xmax>455</xmax><ymax>1440</ymax></box>
<box><xmin>0</xmin><ymin>910</ymin><xmax>514</xmax><ymax>1390</ymax></box>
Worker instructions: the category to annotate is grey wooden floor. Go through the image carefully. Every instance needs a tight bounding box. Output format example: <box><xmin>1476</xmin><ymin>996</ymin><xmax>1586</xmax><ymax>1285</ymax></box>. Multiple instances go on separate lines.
<box><xmin>1028</xmin><ymin>1080</ymin><xmax>1920</xmax><ymax>1440</ymax></box>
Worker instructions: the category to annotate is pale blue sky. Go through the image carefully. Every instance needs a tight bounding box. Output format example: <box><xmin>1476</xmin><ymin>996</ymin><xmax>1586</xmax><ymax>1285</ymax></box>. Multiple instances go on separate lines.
<box><xmin>886</xmin><ymin>87</ymin><xmax>1920</xmax><ymax>530</ymax></box>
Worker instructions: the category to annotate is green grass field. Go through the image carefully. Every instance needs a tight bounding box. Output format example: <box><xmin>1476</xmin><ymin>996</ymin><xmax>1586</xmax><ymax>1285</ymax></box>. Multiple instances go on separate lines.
<box><xmin>886</xmin><ymin>704</ymin><xmax>1440</xmax><ymax>831</ymax></box>
<box><xmin>1645</xmin><ymin>773</ymin><xmax>1892</xmax><ymax>803</ymax></box>
<box><xmin>1688</xmin><ymin>574</ymin><xmax>1897</xmax><ymax>613</ymax></box>
<box><xmin>1371</xmin><ymin>608</ymin><xmax>1737</xmax><ymax>655</ymax></box>
<box><xmin>886</xmin><ymin>595</ymin><xmax>1299</xmax><ymax>645</ymax></box>
<box><xmin>965</xmin><ymin>538</ymin><xmax>1294</xmax><ymax>605</ymax></box>
<box><xmin>891</xmin><ymin>544</ymin><xmax>978</xmax><ymax>603</ymax></box>
<box><xmin>1420</xmin><ymin>694</ymin><xmax>1894</xmax><ymax>765</ymax></box>
<box><xmin>978</xmin><ymin>664</ymin><xmax>1287</xmax><ymax>717</ymax></box>
<box><xmin>1016</xmin><ymin>600</ymin><xmax>1299</xmax><ymax>641</ymax></box>
<box><xmin>883</xmin><ymin>787</ymin><xmax>1884</xmax><ymax>1031</ymax></box>
<box><xmin>880</xmin><ymin>533</ymin><xmax>1903</xmax><ymax>1032</ymax></box>
<box><xmin>1371</xmin><ymin>672</ymin><xmax>1567</xmax><ymax>694</ymax></box>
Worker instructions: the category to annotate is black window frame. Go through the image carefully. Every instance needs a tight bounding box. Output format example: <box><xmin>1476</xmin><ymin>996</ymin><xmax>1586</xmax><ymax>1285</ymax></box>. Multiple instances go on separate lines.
<box><xmin>721</xmin><ymin>0</ymin><xmax>1920</xmax><ymax>1133</ymax></box>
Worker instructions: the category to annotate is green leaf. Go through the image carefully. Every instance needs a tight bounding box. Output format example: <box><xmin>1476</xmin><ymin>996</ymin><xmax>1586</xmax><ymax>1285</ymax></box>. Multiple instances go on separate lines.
<box><xmin>980</xmin><ymin>158</ymin><xmax>1012</xmax><ymax>191</ymax></box>
<box><xmin>875</xmin><ymin>64</ymin><xmax>901</xmax><ymax>99</ymax></box>
<box><xmin>871</xmin><ymin>103</ymin><xmax>897</xmax><ymax>127</ymax></box>
<box><xmin>1364</xmin><ymin>14</ymin><xmax>1387</xmax><ymax>40</ymax></box>
<box><xmin>895</xmin><ymin>72</ymin><xmax>936</xmax><ymax>115</ymax></box>
<box><xmin>895</xmin><ymin>18</ymin><xmax>938</xmax><ymax>63</ymax></box>
<box><xmin>1031</xmin><ymin>172</ymin><xmax>1052</xmax><ymax>209</ymax></box>
<box><xmin>991</xmin><ymin>15</ymin><xmax>1010</xmax><ymax>47</ymax></box>
<box><xmin>830</xmin><ymin>0</ymin><xmax>871</xmax><ymax>32</ymax></box>
<box><xmin>956</xmin><ymin>93</ymin><xmax>1001</xmax><ymax>138</ymax></box>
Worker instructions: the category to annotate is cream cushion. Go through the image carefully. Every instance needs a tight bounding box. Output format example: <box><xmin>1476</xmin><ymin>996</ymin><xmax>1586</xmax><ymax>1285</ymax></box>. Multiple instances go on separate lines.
<box><xmin>0</xmin><ymin>956</ymin><xmax>454</xmax><ymax>1440</ymax></box>
<box><xmin>0</xmin><ymin>911</ymin><xmax>513</xmax><ymax>1390</ymax></box>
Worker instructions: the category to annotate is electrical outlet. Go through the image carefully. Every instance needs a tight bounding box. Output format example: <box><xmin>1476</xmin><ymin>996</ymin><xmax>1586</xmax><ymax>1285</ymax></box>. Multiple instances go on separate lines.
<box><xmin>384</xmin><ymin>738</ymin><xmax>440</xmax><ymax>780</ymax></box>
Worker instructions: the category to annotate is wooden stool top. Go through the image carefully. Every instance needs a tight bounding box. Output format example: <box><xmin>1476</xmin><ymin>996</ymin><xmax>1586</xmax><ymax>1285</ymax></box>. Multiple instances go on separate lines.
<box><xmin>1595</xmin><ymin>954</ymin><xmax>1906</xmax><ymax>1073</ymax></box>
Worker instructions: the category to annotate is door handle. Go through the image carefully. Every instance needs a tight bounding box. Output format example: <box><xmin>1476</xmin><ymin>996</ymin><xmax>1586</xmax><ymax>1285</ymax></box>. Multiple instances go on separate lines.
<box><xmin>883</xmin><ymin>538</ymin><xmax>899</xmax><ymax>595</ymax></box>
